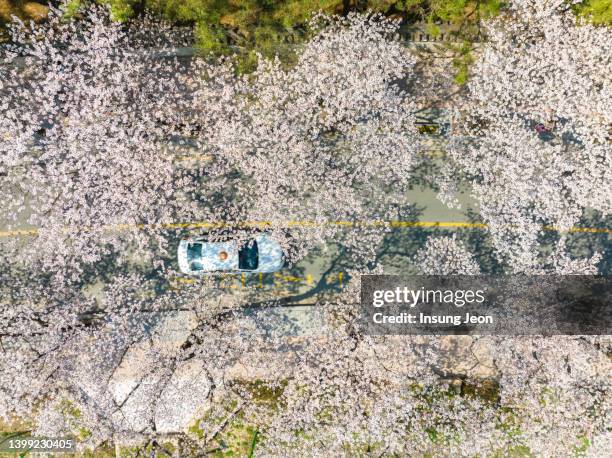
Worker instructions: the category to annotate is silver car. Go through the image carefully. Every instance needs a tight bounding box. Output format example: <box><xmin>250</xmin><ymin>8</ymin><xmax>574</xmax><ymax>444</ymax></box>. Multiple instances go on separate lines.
<box><xmin>177</xmin><ymin>234</ymin><xmax>285</xmax><ymax>275</ymax></box>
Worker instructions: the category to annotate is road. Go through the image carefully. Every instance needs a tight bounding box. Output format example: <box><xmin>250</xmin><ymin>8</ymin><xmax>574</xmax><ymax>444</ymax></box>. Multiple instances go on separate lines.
<box><xmin>1</xmin><ymin>112</ymin><xmax>610</xmax><ymax>310</ymax></box>
<box><xmin>2</xmin><ymin>45</ymin><xmax>610</xmax><ymax>314</ymax></box>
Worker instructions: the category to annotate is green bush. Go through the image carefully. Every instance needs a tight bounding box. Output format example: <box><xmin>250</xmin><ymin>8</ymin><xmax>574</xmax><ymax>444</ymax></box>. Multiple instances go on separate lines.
<box><xmin>574</xmin><ymin>0</ymin><xmax>612</xmax><ymax>26</ymax></box>
<box><xmin>3</xmin><ymin>0</ymin><xmax>507</xmax><ymax>75</ymax></box>
<box><xmin>195</xmin><ymin>21</ymin><xmax>227</xmax><ymax>54</ymax></box>
<box><xmin>451</xmin><ymin>41</ymin><xmax>474</xmax><ymax>85</ymax></box>
<box><xmin>98</xmin><ymin>1</ymin><xmax>505</xmax><ymax>49</ymax></box>
<box><xmin>107</xmin><ymin>0</ymin><xmax>139</xmax><ymax>21</ymax></box>
<box><xmin>62</xmin><ymin>0</ymin><xmax>84</xmax><ymax>19</ymax></box>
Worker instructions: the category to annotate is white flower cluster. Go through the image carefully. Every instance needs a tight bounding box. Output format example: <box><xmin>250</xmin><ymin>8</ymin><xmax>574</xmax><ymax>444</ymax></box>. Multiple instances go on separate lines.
<box><xmin>0</xmin><ymin>6</ymin><xmax>203</xmax><ymax>276</ymax></box>
<box><xmin>416</xmin><ymin>235</ymin><xmax>481</xmax><ymax>274</ymax></box>
<box><xmin>187</xmin><ymin>12</ymin><xmax>421</xmax><ymax>264</ymax></box>
<box><xmin>444</xmin><ymin>0</ymin><xmax>610</xmax><ymax>272</ymax></box>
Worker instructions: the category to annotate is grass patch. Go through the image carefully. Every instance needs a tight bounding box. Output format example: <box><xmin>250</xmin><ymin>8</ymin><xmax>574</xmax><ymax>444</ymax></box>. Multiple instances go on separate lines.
<box><xmin>418</xmin><ymin>124</ymin><xmax>440</xmax><ymax>134</ymax></box>
<box><xmin>461</xmin><ymin>378</ymin><xmax>501</xmax><ymax>404</ymax></box>
<box><xmin>451</xmin><ymin>41</ymin><xmax>474</xmax><ymax>85</ymax></box>
<box><xmin>232</xmin><ymin>379</ymin><xmax>287</xmax><ymax>410</ymax></box>
<box><xmin>574</xmin><ymin>0</ymin><xmax>612</xmax><ymax>26</ymax></box>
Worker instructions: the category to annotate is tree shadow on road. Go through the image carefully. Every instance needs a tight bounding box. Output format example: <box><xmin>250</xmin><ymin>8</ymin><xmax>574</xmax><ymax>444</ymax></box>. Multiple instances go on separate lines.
<box><xmin>566</xmin><ymin>210</ymin><xmax>611</xmax><ymax>274</ymax></box>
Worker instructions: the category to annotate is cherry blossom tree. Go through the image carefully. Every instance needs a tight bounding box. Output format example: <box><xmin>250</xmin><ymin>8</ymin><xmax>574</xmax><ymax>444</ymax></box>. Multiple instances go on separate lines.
<box><xmin>415</xmin><ymin>234</ymin><xmax>481</xmax><ymax>274</ymax></box>
<box><xmin>437</xmin><ymin>1</ymin><xmax>611</xmax><ymax>273</ymax></box>
<box><xmin>187</xmin><ymin>12</ymin><xmax>422</xmax><ymax>265</ymax></box>
<box><xmin>0</xmin><ymin>5</ymin><xmax>204</xmax><ymax>277</ymax></box>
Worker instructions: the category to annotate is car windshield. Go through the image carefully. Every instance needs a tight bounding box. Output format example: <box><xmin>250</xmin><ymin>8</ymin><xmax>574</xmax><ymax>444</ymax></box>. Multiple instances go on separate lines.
<box><xmin>238</xmin><ymin>240</ymin><xmax>258</xmax><ymax>270</ymax></box>
<box><xmin>189</xmin><ymin>260</ymin><xmax>203</xmax><ymax>271</ymax></box>
<box><xmin>187</xmin><ymin>243</ymin><xmax>202</xmax><ymax>261</ymax></box>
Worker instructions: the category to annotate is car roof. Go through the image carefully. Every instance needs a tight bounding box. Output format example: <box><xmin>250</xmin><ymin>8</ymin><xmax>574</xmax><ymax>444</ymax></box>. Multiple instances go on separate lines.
<box><xmin>192</xmin><ymin>240</ymin><xmax>238</xmax><ymax>271</ymax></box>
<box><xmin>184</xmin><ymin>235</ymin><xmax>283</xmax><ymax>273</ymax></box>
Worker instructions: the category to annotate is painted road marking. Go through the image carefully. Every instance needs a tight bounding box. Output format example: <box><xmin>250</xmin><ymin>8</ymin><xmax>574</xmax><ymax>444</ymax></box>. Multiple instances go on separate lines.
<box><xmin>0</xmin><ymin>221</ymin><xmax>610</xmax><ymax>238</ymax></box>
<box><xmin>169</xmin><ymin>271</ymin><xmax>343</xmax><ymax>291</ymax></box>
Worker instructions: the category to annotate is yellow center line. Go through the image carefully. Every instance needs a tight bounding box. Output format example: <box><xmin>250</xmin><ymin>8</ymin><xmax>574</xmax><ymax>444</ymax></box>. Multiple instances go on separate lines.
<box><xmin>543</xmin><ymin>225</ymin><xmax>609</xmax><ymax>234</ymax></box>
<box><xmin>287</xmin><ymin>220</ymin><xmax>318</xmax><ymax>227</ymax></box>
<box><xmin>389</xmin><ymin>221</ymin><xmax>489</xmax><ymax>229</ymax></box>
<box><xmin>0</xmin><ymin>221</ymin><xmax>610</xmax><ymax>238</ymax></box>
<box><xmin>0</xmin><ymin>229</ymin><xmax>39</xmax><ymax>237</ymax></box>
